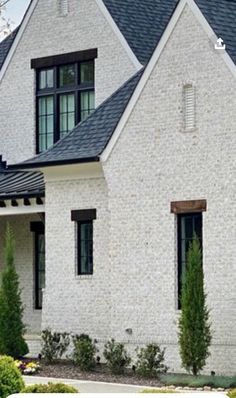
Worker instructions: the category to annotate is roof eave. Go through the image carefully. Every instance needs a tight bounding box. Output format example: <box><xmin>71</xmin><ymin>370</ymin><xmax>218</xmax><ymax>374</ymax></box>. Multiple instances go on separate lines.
<box><xmin>8</xmin><ymin>156</ymin><xmax>100</xmax><ymax>171</ymax></box>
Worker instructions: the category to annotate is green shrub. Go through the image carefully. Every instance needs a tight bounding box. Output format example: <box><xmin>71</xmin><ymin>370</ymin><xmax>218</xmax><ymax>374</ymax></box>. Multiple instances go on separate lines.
<box><xmin>135</xmin><ymin>344</ymin><xmax>168</xmax><ymax>378</ymax></box>
<box><xmin>0</xmin><ymin>224</ymin><xmax>28</xmax><ymax>358</ymax></box>
<box><xmin>103</xmin><ymin>339</ymin><xmax>131</xmax><ymax>374</ymax></box>
<box><xmin>0</xmin><ymin>355</ymin><xmax>25</xmax><ymax>398</ymax></box>
<box><xmin>72</xmin><ymin>334</ymin><xmax>96</xmax><ymax>371</ymax></box>
<box><xmin>228</xmin><ymin>389</ymin><xmax>236</xmax><ymax>398</ymax></box>
<box><xmin>41</xmin><ymin>329</ymin><xmax>70</xmax><ymax>363</ymax></box>
<box><xmin>22</xmin><ymin>383</ymin><xmax>78</xmax><ymax>393</ymax></box>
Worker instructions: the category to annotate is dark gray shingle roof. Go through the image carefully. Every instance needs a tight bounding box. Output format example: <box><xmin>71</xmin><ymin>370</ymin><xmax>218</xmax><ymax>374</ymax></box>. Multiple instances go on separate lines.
<box><xmin>1</xmin><ymin>1</ymin><xmax>236</xmax><ymax>68</ymax></box>
<box><xmin>12</xmin><ymin>69</ymin><xmax>143</xmax><ymax>168</ymax></box>
<box><xmin>195</xmin><ymin>0</ymin><xmax>236</xmax><ymax>65</ymax></box>
<box><xmin>0</xmin><ymin>28</ymin><xmax>19</xmax><ymax>70</ymax></box>
<box><xmin>103</xmin><ymin>0</ymin><xmax>178</xmax><ymax>65</ymax></box>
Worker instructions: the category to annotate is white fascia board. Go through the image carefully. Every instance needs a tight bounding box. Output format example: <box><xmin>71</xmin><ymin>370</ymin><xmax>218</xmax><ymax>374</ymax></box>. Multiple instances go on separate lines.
<box><xmin>95</xmin><ymin>0</ymin><xmax>143</xmax><ymax>71</ymax></box>
<box><xmin>0</xmin><ymin>0</ymin><xmax>39</xmax><ymax>83</ymax></box>
<box><xmin>101</xmin><ymin>0</ymin><xmax>236</xmax><ymax>162</ymax></box>
<box><xmin>0</xmin><ymin>203</ymin><xmax>45</xmax><ymax>216</ymax></box>
<box><xmin>100</xmin><ymin>0</ymin><xmax>187</xmax><ymax>162</ymax></box>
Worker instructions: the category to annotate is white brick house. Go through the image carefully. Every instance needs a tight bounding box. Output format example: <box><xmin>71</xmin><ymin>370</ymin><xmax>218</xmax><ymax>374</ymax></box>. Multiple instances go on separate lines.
<box><xmin>0</xmin><ymin>0</ymin><xmax>236</xmax><ymax>374</ymax></box>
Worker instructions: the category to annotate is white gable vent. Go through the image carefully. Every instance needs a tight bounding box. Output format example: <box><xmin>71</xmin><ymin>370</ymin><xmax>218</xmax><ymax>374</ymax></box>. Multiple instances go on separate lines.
<box><xmin>183</xmin><ymin>84</ymin><xmax>196</xmax><ymax>131</ymax></box>
<box><xmin>58</xmin><ymin>0</ymin><xmax>69</xmax><ymax>16</ymax></box>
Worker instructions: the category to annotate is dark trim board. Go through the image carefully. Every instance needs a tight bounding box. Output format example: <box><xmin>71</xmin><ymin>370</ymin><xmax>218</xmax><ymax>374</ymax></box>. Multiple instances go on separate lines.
<box><xmin>71</xmin><ymin>209</ymin><xmax>97</xmax><ymax>222</ymax></box>
<box><xmin>31</xmin><ymin>49</ymin><xmax>98</xmax><ymax>69</ymax></box>
<box><xmin>171</xmin><ymin>199</ymin><xmax>207</xmax><ymax>214</ymax></box>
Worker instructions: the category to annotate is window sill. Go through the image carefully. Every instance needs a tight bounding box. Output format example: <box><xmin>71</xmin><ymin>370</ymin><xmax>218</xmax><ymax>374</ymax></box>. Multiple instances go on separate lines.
<box><xmin>75</xmin><ymin>274</ymin><xmax>93</xmax><ymax>281</ymax></box>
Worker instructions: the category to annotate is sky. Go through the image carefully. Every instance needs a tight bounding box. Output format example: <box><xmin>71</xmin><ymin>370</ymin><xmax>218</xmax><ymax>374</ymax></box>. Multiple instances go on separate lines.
<box><xmin>4</xmin><ymin>0</ymin><xmax>31</xmax><ymax>27</ymax></box>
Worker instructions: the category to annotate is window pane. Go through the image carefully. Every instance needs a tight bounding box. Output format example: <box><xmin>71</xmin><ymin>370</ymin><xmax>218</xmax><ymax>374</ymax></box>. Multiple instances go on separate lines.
<box><xmin>68</xmin><ymin>94</ymin><xmax>75</xmax><ymax>112</ymax></box>
<box><xmin>68</xmin><ymin>113</ymin><xmax>75</xmax><ymax>131</ymax></box>
<box><xmin>80</xmin><ymin>61</ymin><xmax>94</xmax><ymax>84</ymax></box>
<box><xmin>80</xmin><ymin>91</ymin><xmax>95</xmax><ymax>121</ymax></box>
<box><xmin>39</xmin><ymin>69</ymin><xmax>54</xmax><ymax>89</ymax></box>
<box><xmin>47</xmin><ymin>69</ymin><xmax>54</xmax><ymax>88</ymax></box>
<box><xmin>47</xmin><ymin>96</ymin><xmax>54</xmax><ymax>114</ymax></box>
<box><xmin>78</xmin><ymin>223</ymin><xmax>93</xmax><ymax>275</ymax></box>
<box><xmin>38</xmin><ymin>96</ymin><xmax>54</xmax><ymax>152</ymax></box>
<box><xmin>35</xmin><ymin>232</ymin><xmax>45</xmax><ymax>310</ymax></box>
<box><xmin>59</xmin><ymin>64</ymin><xmax>76</xmax><ymax>87</ymax></box>
<box><xmin>39</xmin><ymin>71</ymin><xmax>46</xmax><ymax>90</ymax></box>
<box><xmin>39</xmin><ymin>98</ymin><xmax>46</xmax><ymax>116</ymax></box>
<box><xmin>60</xmin><ymin>95</ymin><xmax>67</xmax><ymax>113</ymax></box>
<box><xmin>59</xmin><ymin>94</ymin><xmax>75</xmax><ymax>138</ymax></box>
<box><xmin>178</xmin><ymin>213</ymin><xmax>202</xmax><ymax>308</ymax></box>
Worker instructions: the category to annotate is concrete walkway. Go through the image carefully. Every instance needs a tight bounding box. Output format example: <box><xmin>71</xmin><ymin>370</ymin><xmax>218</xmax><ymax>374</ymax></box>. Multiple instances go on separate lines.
<box><xmin>23</xmin><ymin>376</ymin><xmax>228</xmax><ymax>394</ymax></box>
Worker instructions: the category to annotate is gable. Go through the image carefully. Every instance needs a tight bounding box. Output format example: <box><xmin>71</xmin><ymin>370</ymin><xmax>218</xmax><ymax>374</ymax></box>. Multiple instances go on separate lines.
<box><xmin>103</xmin><ymin>2</ymin><xmax>236</xmax><ymax>171</ymax></box>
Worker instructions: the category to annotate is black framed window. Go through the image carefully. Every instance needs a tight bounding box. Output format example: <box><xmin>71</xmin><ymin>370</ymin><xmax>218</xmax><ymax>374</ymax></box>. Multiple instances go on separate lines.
<box><xmin>31</xmin><ymin>222</ymin><xmax>45</xmax><ymax>310</ymax></box>
<box><xmin>36</xmin><ymin>60</ymin><xmax>95</xmax><ymax>153</ymax></box>
<box><xmin>78</xmin><ymin>221</ymin><xmax>93</xmax><ymax>275</ymax></box>
<box><xmin>71</xmin><ymin>209</ymin><xmax>96</xmax><ymax>276</ymax></box>
<box><xmin>177</xmin><ymin>212</ymin><xmax>202</xmax><ymax>308</ymax></box>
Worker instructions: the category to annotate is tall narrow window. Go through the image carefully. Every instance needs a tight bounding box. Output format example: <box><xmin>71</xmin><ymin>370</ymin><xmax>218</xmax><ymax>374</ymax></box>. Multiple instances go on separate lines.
<box><xmin>71</xmin><ymin>209</ymin><xmax>96</xmax><ymax>276</ymax></box>
<box><xmin>35</xmin><ymin>55</ymin><xmax>96</xmax><ymax>153</ymax></box>
<box><xmin>31</xmin><ymin>222</ymin><xmax>45</xmax><ymax>310</ymax></box>
<box><xmin>177</xmin><ymin>213</ymin><xmax>202</xmax><ymax>308</ymax></box>
<box><xmin>78</xmin><ymin>221</ymin><xmax>93</xmax><ymax>275</ymax></box>
<box><xmin>184</xmin><ymin>84</ymin><xmax>195</xmax><ymax>131</ymax></box>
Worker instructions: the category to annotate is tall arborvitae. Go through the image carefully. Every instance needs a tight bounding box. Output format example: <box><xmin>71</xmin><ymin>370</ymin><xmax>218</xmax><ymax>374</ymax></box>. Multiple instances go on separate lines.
<box><xmin>0</xmin><ymin>223</ymin><xmax>28</xmax><ymax>358</ymax></box>
<box><xmin>178</xmin><ymin>235</ymin><xmax>211</xmax><ymax>375</ymax></box>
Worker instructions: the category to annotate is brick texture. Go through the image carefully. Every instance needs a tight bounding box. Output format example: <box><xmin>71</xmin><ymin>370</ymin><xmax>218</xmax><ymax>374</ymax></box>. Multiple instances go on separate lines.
<box><xmin>0</xmin><ymin>0</ymin><xmax>136</xmax><ymax>164</ymax></box>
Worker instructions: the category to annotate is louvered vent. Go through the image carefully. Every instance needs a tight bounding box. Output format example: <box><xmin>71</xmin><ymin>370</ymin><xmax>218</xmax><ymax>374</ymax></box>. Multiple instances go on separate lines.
<box><xmin>58</xmin><ymin>0</ymin><xmax>69</xmax><ymax>16</ymax></box>
<box><xmin>184</xmin><ymin>84</ymin><xmax>195</xmax><ymax>131</ymax></box>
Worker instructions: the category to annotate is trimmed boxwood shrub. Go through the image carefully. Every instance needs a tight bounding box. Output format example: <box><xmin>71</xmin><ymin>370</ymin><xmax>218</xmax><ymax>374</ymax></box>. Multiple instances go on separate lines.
<box><xmin>22</xmin><ymin>383</ymin><xmax>78</xmax><ymax>393</ymax></box>
<box><xmin>103</xmin><ymin>339</ymin><xmax>131</xmax><ymax>374</ymax></box>
<box><xmin>72</xmin><ymin>334</ymin><xmax>96</xmax><ymax>371</ymax></box>
<box><xmin>0</xmin><ymin>355</ymin><xmax>25</xmax><ymax>398</ymax></box>
<box><xmin>135</xmin><ymin>344</ymin><xmax>168</xmax><ymax>378</ymax></box>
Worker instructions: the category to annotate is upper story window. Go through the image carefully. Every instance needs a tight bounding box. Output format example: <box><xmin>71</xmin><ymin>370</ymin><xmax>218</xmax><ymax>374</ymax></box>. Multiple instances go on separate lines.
<box><xmin>32</xmin><ymin>49</ymin><xmax>97</xmax><ymax>153</ymax></box>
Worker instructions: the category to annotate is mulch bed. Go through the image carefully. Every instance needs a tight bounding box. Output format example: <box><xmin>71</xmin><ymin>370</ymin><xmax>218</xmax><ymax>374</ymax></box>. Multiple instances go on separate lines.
<box><xmin>36</xmin><ymin>361</ymin><xmax>163</xmax><ymax>387</ymax></box>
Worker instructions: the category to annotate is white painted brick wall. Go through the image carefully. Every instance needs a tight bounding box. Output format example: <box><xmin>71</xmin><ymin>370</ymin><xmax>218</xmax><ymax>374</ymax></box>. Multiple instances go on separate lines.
<box><xmin>103</xmin><ymin>5</ymin><xmax>236</xmax><ymax>375</ymax></box>
<box><xmin>42</xmin><ymin>177</ymin><xmax>111</xmax><ymax>342</ymax></box>
<box><xmin>0</xmin><ymin>0</ymin><xmax>136</xmax><ymax>164</ymax></box>
<box><xmin>38</xmin><ymin>4</ymin><xmax>236</xmax><ymax>375</ymax></box>
<box><xmin>0</xmin><ymin>214</ymin><xmax>42</xmax><ymax>333</ymax></box>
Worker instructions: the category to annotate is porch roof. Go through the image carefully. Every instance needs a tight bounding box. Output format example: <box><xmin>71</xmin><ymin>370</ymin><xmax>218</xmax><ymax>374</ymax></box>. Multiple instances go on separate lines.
<box><xmin>0</xmin><ymin>168</ymin><xmax>44</xmax><ymax>201</ymax></box>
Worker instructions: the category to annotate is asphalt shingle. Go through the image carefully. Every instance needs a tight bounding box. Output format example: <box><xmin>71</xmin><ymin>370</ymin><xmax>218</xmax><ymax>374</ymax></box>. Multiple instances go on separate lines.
<box><xmin>103</xmin><ymin>0</ymin><xmax>178</xmax><ymax>64</ymax></box>
<box><xmin>14</xmin><ymin>69</ymin><xmax>143</xmax><ymax>168</ymax></box>
<box><xmin>0</xmin><ymin>28</ymin><xmax>19</xmax><ymax>70</ymax></box>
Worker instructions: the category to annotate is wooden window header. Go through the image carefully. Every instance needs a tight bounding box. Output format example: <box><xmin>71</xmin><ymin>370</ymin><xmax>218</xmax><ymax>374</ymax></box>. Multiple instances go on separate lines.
<box><xmin>171</xmin><ymin>200</ymin><xmax>207</xmax><ymax>214</ymax></box>
<box><xmin>31</xmin><ymin>48</ymin><xmax>98</xmax><ymax>69</ymax></box>
<box><xmin>71</xmin><ymin>209</ymin><xmax>97</xmax><ymax>222</ymax></box>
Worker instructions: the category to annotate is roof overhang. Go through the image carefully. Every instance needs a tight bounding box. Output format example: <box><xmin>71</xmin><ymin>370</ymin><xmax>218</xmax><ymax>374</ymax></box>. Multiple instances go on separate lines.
<box><xmin>8</xmin><ymin>156</ymin><xmax>100</xmax><ymax>171</ymax></box>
